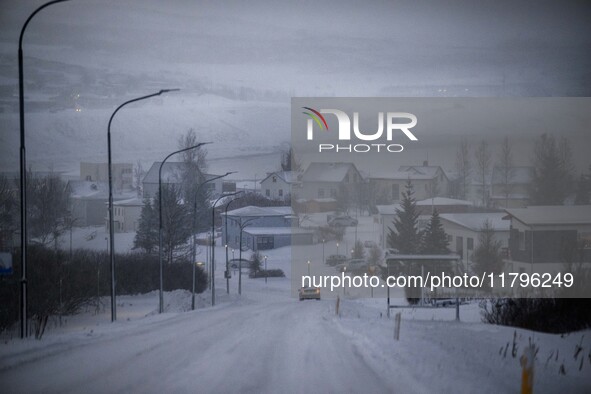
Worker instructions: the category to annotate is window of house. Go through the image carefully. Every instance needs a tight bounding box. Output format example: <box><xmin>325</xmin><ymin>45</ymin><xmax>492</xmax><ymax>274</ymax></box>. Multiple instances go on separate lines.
<box><xmin>330</xmin><ymin>188</ymin><xmax>337</xmax><ymax>198</ymax></box>
<box><xmin>272</xmin><ymin>176</ymin><xmax>277</xmax><ymax>183</ymax></box>
<box><xmin>266</xmin><ymin>189</ymin><xmax>270</xmax><ymax>197</ymax></box>
<box><xmin>279</xmin><ymin>189</ymin><xmax>283</xmax><ymax>197</ymax></box>
<box><xmin>467</xmin><ymin>237</ymin><xmax>474</xmax><ymax>250</ymax></box>
<box><xmin>456</xmin><ymin>236</ymin><xmax>463</xmax><ymax>253</ymax></box>
<box><xmin>391</xmin><ymin>184</ymin><xmax>399</xmax><ymax>200</ymax></box>
<box><xmin>447</xmin><ymin>234</ymin><xmax>453</xmax><ymax>243</ymax></box>
<box><xmin>318</xmin><ymin>188</ymin><xmax>325</xmax><ymax>198</ymax></box>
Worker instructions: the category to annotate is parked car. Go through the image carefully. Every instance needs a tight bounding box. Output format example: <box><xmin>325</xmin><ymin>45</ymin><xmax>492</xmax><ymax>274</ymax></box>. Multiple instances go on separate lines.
<box><xmin>299</xmin><ymin>287</ymin><xmax>321</xmax><ymax>301</ymax></box>
<box><xmin>336</xmin><ymin>258</ymin><xmax>368</xmax><ymax>273</ymax></box>
<box><xmin>328</xmin><ymin>216</ymin><xmax>358</xmax><ymax>227</ymax></box>
<box><xmin>326</xmin><ymin>254</ymin><xmax>348</xmax><ymax>266</ymax></box>
<box><xmin>229</xmin><ymin>258</ymin><xmax>252</xmax><ymax>269</ymax></box>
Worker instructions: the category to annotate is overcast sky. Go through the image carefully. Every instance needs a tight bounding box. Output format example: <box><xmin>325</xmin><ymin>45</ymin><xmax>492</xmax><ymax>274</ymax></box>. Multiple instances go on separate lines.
<box><xmin>1</xmin><ymin>0</ymin><xmax>590</xmax><ymax>173</ymax></box>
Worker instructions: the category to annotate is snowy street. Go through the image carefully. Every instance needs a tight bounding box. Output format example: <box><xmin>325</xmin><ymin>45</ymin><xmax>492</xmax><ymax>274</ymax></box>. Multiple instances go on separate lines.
<box><xmin>1</xmin><ymin>265</ymin><xmax>590</xmax><ymax>393</ymax></box>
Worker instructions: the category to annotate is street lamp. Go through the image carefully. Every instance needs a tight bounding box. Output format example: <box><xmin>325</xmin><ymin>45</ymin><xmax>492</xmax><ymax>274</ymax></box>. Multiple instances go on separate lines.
<box><xmin>224</xmin><ymin>192</ymin><xmax>244</xmax><ymax>294</ymax></box>
<box><xmin>264</xmin><ymin>255</ymin><xmax>268</xmax><ymax>284</ymax></box>
<box><xmin>192</xmin><ymin>171</ymin><xmax>234</xmax><ymax>310</ymax></box>
<box><xmin>18</xmin><ymin>0</ymin><xmax>71</xmax><ymax>339</ymax></box>
<box><xmin>158</xmin><ymin>142</ymin><xmax>210</xmax><ymax>314</ymax></box>
<box><xmin>109</xmin><ymin>89</ymin><xmax>181</xmax><ymax>321</ymax></box>
<box><xmin>307</xmin><ymin>260</ymin><xmax>311</xmax><ymax>276</ymax></box>
<box><xmin>211</xmin><ymin>191</ymin><xmax>241</xmax><ymax>306</ymax></box>
<box><xmin>235</xmin><ymin>217</ymin><xmax>257</xmax><ymax>295</ymax></box>
<box><xmin>336</xmin><ymin>242</ymin><xmax>339</xmax><ymax>256</ymax></box>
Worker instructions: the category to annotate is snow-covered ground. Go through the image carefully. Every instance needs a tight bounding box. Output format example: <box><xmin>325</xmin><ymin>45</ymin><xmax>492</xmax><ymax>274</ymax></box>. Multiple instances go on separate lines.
<box><xmin>1</xmin><ymin>237</ymin><xmax>590</xmax><ymax>393</ymax></box>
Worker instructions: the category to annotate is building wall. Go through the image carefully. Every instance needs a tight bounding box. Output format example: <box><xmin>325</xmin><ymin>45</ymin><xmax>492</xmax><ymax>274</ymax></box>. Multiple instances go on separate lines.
<box><xmin>260</xmin><ymin>177</ymin><xmax>290</xmax><ymax>200</ymax></box>
<box><xmin>223</xmin><ymin>215</ymin><xmax>292</xmax><ymax>249</ymax></box>
<box><xmin>81</xmin><ymin>162</ymin><xmax>133</xmax><ymax>192</ymax></box>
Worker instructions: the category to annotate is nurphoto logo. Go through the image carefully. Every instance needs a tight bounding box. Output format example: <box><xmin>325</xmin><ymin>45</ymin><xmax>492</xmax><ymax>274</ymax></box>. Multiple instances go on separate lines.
<box><xmin>303</xmin><ymin>106</ymin><xmax>418</xmax><ymax>153</ymax></box>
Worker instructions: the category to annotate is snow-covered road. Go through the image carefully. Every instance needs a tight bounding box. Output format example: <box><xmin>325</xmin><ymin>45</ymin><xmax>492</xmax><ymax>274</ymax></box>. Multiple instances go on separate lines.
<box><xmin>0</xmin><ymin>289</ymin><xmax>404</xmax><ymax>393</ymax></box>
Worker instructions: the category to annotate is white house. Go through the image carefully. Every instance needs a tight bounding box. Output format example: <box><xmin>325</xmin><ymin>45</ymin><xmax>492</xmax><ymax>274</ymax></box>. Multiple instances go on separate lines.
<box><xmin>439</xmin><ymin>212</ymin><xmax>510</xmax><ymax>272</ymax></box>
<box><xmin>67</xmin><ymin>180</ymin><xmax>133</xmax><ymax>227</ymax></box>
<box><xmin>80</xmin><ymin>162</ymin><xmax>133</xmax><ymax>192</ymax></box>
<box><xmin>259</xmin><ymin>171</ymin><xmax>300</xmax><ymax>201</ymax></box>
<box><xmin>369</xmin><ymin>162</ymin><xmax>449</xmax><ymax>204</ymax></box>
<box><xmin>108</xmin><ymin>197</ymin><xmax>144</xmax><ymax>233</ymax></box>
<box><xmin>299</xmin><ymin>162</ymin><xmax>363</xmax><ymax>202</ymax></box>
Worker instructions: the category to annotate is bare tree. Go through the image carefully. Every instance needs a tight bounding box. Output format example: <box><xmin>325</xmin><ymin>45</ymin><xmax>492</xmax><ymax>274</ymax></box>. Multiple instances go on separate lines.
<box><xmin>27</xmin><ymin>171</ymin><xmax>70</xmax><ymax>248</ymax></box>
<box><xmin>497</xmin><ymin>136</ymin><xmax>514</xmax><ymax>208</ymax></box>
<box><xmin>474</xmin><ymin>140</ymin><xmax>491</xmax><ymax>207</ymax></box>
<box><xmin>455</xmin><ymin>138</ymin><xmax>471</xmax><ymax>200</ymax></box>
<box><xmin>134</xmin><ymin>160</ymin><xmax>145</xmax><ymax>198</ymax></box>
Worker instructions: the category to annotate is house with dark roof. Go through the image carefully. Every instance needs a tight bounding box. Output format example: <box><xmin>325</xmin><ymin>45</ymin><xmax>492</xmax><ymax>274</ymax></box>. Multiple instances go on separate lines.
<box><xmin>490</xmin><ymin>166</ymin><xmax>533</xmax><ymax>208</ymax></box>
<box><xmin>299</xmin><ymin>162</ymin><xmax>363</xmax><ymax>202</ymax></box>
<box><xmin>142</xmin><ymin>162</ymin><xmax>227</xmax><ymax>199</ymax></box>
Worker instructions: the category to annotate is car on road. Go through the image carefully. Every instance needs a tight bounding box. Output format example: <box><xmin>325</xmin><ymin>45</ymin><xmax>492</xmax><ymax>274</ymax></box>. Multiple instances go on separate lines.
<box><xmin>229</xmin><ymin>258</ymin><xmax>252</xmax><ymax>269</ymax></box>
<box><xmin>328</xmin><ymin>216</ymin><xmax>358</xmax><ymax>227</ymax></box>
<box><xmin>299</xmin><ymin>287</ymin><xmax>321</xmax><ymax>301</ymax></box>
<box><xmin>326</xmin><ymin>254</ymin><xmax>348</xmax><ymax>266</ymax></box>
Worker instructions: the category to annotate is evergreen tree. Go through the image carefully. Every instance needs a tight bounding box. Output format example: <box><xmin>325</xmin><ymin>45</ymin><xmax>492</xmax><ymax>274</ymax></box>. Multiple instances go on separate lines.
<box><xmin>529</xmin><ymin>134</ymin><xmax>574</xmax><ymax>205</ymax></box>
<box><xmin>420</xmin><ymin>209</ymin><xmax>451</xmax><ymax>275</ymax></box>
<box><xmin>420</xmin><ymin>209</ymin><xmax>449</xmax><ymax>254</ymax></box>
<box><xmin>472</xmin><ymin>219</ymin><xmax>504</xmax><ymax>278</ymax></box>
<box><xmin>133</xmin><ymin>185</ymin><xmax>192</xmax><ymax>263</ymax></box>
<box><xmin>387</xmin><ymin>179</ymin><xmax>421</xmax><ymax>254</ymax></box>
<box><xmin>134</xmin><ymin>198</ymin><xmax>158</xmax><ymax>253</ymax></box>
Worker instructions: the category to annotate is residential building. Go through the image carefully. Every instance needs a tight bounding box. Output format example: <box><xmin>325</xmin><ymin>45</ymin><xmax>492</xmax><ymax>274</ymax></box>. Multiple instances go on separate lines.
<box><xmin>80</xmin><ymin>162</ymin><xmax>133</xmax><ymax>192</ymax></box>
<box><xmin>259</xmin><ymin>170</ymin><xmax>300</xmax><ymax>201</ymax></box>
<box><xmin>67</xmin><ymin>180</ymin><xmax>133</xmax><ymax>227</ymax></box>
<box><xmin>490</xmin><ymin>166</ymin><xmax>533</xmax><ymax>208</ymax></box>
<box><xmin>222</xmin><ymin>206</ymin><xmax>313</xmax><ymax>251</ymax></box>
<box><xmin>376</xmin><ymin>197</ymin><xmax>476</xmax><ymax>249</ymax></box>
<box><xmin>299</xmin><ymin>162</ymin><xmax>363</xmax><ymax>202</ymax></box>
<box><xmin>142</xmin><ymin>162</ymin><xmax>226</xmax><ymax>198</ymax></box>
<box><xmin>369</xmin><ymin>162</ymin><xmax>449</xmax><ymax>204</ymax></box>
<box><xmin>439</xmin><ymin>212</ymin><xmax>510</xmax><ymax>272</ymax></box>
<box><xmin>108</xmin><ymin>197</ymin><xmax>144</xmax><ymax>232</ymax></box>
<box><xmin>503</xmin><ymin>205</ymin><xmax>591</xmax><ymax>273</ymax></box>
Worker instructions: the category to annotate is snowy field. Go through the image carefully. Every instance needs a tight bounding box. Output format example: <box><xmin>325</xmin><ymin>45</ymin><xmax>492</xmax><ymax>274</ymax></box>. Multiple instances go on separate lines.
<box><xmin>1</xmin><ymin>234</ymin><xmax>590</xmax><ymax>393</ymax></box>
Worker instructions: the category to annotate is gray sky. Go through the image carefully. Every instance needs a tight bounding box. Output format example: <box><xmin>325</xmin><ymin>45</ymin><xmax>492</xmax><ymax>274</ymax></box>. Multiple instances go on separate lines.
<box><xmin>0</xmin><ymin>0</ymin><xmax>590</xmax><ymax>173</ymax></box>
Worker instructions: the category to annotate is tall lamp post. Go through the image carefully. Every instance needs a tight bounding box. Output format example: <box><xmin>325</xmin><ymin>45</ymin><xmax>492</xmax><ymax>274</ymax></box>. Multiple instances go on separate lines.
<box><xmin>158</xmin><ymin>142</ymin><xmax>210</xmax><ymax>314</ymax></box>
<box><xmin>18</xmin><ymin>0</ymin><xmax>71</xmax><ymax>339</ymax></box>
<box><xmin>224</xmin><ymin>192</ymin><xmax>243</xmax><ymax>294</ymax></box>
<box><xmin>211</xmin><ymin>191</ymin><xmax>241</xmax><ymax>306</ymax></box>
<box><xmin>191</xmin><ymin>171</ymin><xmax>234</xmax><ymax>310</ymax></box>
<box><xmin>236</xmin><ymin>217</ymin><xmax>256</xmax><ymax>295</ymax></box>
<box><xmin>108</xmin><ymin>89</ymin><xmax>180</xmax><ymax>322</ymax></box>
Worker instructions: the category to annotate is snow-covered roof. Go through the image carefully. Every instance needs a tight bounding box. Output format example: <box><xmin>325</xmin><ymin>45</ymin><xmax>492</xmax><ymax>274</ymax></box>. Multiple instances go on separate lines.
<box><xmin>301</xmin><ymin>162</ymin><xmax>361</xmax><ymax>183</ymax></box>
<box><xmin>67</xmin><ymin>180</ymin><xmax>109</xmax><ymax>198</ymax></box>
<box><xmin>370</xmin><ymin>170</ymin><xmax>435</xmax><ymax>180</ymax></box>
<box><xmin>243</xmin><ymin>227</ymin><xmax>313</xmax><ymax>236</ymax></box>
<box><xmin>491</xmin><ymin>166</ymin><xmax>534</xmax><ymax>184</ymax></box>
<box><xmin>416</xmin><ymin>197</ymin><xmax>473</xmax><ymax>206</ymax></box>
<box><xmin>439</xmin><ymin>212</ymin><xmax>510</xmax><ymax>232</ymax></box>
<box><xmin>504</xmin><ymin>205</ymin><xmax>591</xmax><ymax>226</ymax></box>
<box><xmin>223</xmin><ymin>205</ymin><xmax>293</xmax><ymax>217</ymax></box>
<box><xmin>376</xmin><ymin>204</ymin><xmax>401</xmax><ymax>215</ymax></box>
<box><xmin>113</xmin><ymin>197</ymin><xmax>144</xmax><ymax>207</ymax></box>
<box><xmin>399</xmin><ymin>165</ymin><xmax>445</xmax><ymax>179</ymax></box>
<box><xmin>260</xmin><ymin>171</ymin><xmax>300</xmax><ymax>185</ymax></box>
<box><xmin>143</xmin><ymin>162</ymin><xmax>221</xmax><ymax>184</ymax></box>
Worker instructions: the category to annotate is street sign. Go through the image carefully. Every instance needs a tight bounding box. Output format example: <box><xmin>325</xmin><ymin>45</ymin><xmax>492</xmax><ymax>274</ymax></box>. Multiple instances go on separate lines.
<box><xmin>0</xmin><ymin>252</ymin><xmax>13</xmax><ymax>275</ymax></box>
